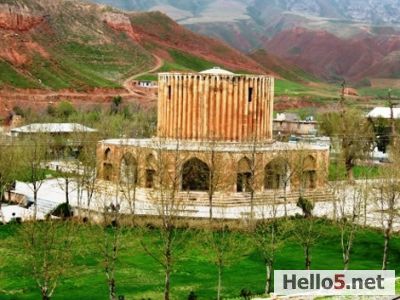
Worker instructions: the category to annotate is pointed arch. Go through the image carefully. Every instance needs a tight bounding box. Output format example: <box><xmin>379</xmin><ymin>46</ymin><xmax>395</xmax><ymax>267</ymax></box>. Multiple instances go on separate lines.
<box><xmin>264</xmin><ymin>158</ymin><xmax>289</xmax><ymax>190</ymax></box>
<box><xmin>237</xmin><ymin>157</ymin><xmax>252</xmax><ymax>192</ymax></box>
<box><xmin>145</xmin><ymin>153</ymin><xmax>156</xmax><ymax>188</ymax></box>
<box><xmin>120</xmin><ymin>153</ymin><xmax>138</xmax><ymax>184</ymax></box>
<box><xmin>182</xmin><ymin>157</ymin><xmax>210</xmax><ymax>191</ymax></box>
<box><xmin>302</xmin><ymin>155</ymin><xmax>317</xmax><ymax>189</ymax></box>
<box><xmin>104</xmin><ymin>147</ymin><xmax>111</xmax><ymax>160</ymax></box>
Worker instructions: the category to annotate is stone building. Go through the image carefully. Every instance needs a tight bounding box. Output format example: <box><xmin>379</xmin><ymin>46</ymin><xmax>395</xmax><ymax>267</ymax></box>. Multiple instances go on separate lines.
<box><xmin>97</xmin><ymin>68</ymin><xmax>330</xmax><ymax>208</ymax></box>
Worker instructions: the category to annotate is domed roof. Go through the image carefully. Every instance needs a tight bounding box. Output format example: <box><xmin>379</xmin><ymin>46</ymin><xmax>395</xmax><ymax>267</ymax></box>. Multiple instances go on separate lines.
<box><xmin>199</xmin><ymin>67</ymin><xmax>234</xmax><ymax>75</ymax></box>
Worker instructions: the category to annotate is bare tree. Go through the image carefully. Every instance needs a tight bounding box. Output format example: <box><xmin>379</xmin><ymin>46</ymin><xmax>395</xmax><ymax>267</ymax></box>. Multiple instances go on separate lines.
<box><xmin>118</xmin><ymin>143</ymin><xmax>143</xmax><ymax>215</ymax></box>
<box><xmin>201</xmin><ymin>219</ymin><xmax>245</xmax><ymax>300</ymax></box>
<box><xmin>374</xmin><ymin>160</ymin><xmax>400</xmax><ymax>270</ymax></box>
<box><xmin>77</xmin><ymin>140</ymin><xmax>97</xmax><ymax>211</ymax></box>
<box><xmin>294</xmin><ymin>196</ymin><xmax>320</xmax><ymax>270</ymax></box>
<box><xmin>20</xmin><ymin>134</ymin><xmax>50</xmax><ymax>220</ymax></box>
<box><xmin>336</xmin><ymin>181</ymin><xmax>362</xmax><ymax>269</ymax></box>
<box><xmin>251</xmin><ymin>214</ymin><xmax>291</xmax><ymax>294</ymax></box>
<box><xmin>19</xmin><ymin>219</ymin><xmax>75</xmax><ymax>299</ymax></box>
<box><xmin>140</xmin><ymin>138</ymin><xmax>188</xmax><ymax>300</ymax></box>
<box><xmin>0</xmin><ymin>141</ymin><xmax>23</xmax><ymax>222</ymax></box>
<box><xmin>204</xmin><ymin>139</ymin><xmax>228</xmax><ymax>220</ymax></box>
<box><xmin>265</xmin><ymin>145</ymin><xmax>297</xmax><ymax>217</ymax></box>
<box><xmin>93</xmin><ymin>183</ymin><xmax>125</xmax><ymax>300</ymax></box>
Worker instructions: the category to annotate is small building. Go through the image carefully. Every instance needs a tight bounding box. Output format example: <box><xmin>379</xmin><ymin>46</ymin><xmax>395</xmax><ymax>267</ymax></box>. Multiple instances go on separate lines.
<box><xmin>367</xmin><ymin>107</ymin><xmax>400</xmax><ymax>119</ymax></box>
<box><xmin>274</xmin><ymin>113</ymin><xmax>318</xmax><ymax>136</ymax></box>
<box><xmin>11</xmin><ymin>123</ymin><xmax>98</xmax><ymax>158</ymax></box>
<box><xmin>11</xmin><ymin>123</ymin><xmax>97</xmax><ymax>137</ymax></box>
<box><xmin>367</xmin><ymin>107</ymin><xmax>400</xmax><ymax>154</ymax></box>
<box><xmin>134</xmin><ymin>80</ymin><xmax>157</xmax><ymax>88</ymax></box>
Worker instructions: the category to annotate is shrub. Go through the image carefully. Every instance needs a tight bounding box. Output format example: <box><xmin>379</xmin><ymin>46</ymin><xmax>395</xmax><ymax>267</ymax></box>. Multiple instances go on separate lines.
<box><xmin>188</xmin><ymin>291</ymin><xmax>197</xmax><ymax>300</ymax></box>
<box><xmin>51</xmin><ymin>203</ymin><xmax>73</xmax><ymax>218</ymax></box>
<box><xmin>240</xmin><ymin>288</ymin><xmax>252</xmax><ymax>299</ymax></box>
<box><xmin>297</xmin><ymin>196</ymin><xmax>314</xmax><ymax>218</ymax></box>
<box><xmin>56</xmin><ymin>101</ymin><xmax>77</xmax><ymax>119</ymax></box>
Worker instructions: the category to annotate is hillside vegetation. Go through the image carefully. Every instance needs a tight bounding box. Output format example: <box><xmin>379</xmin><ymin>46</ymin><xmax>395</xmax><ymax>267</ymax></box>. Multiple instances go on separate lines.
<box><xmin>0</xmin><ymin>0</ymin><xmax>328</xmax><ymax>92</ymax></box>
<box><xmin>0</xmin><ymin>0</ymin><xmax>155</xmax><ymax>90</ymax></box>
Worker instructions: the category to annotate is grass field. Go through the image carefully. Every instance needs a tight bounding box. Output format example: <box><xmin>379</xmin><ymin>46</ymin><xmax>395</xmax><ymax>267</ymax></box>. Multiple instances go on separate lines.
<box><xmin>0</xmin><ymin>219</ymin><xmax>399</xmax><ymax>299</ymax></box>
<box><xmin>328</xmin><ymin>163</ymin><xmax>382</xmax><ymax>181</ymax></box>
<box><xmin>358</xmin><ymin>86</ymin><xmax>400</xmax><ymax>99</ymax></box>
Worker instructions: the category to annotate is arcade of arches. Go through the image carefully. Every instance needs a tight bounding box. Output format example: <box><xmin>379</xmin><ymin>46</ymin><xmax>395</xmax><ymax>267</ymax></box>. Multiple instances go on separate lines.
<box><xmin>97</xmin><ymin>144</ymin><xmax>325</xmax><ymax>194</ymax></box>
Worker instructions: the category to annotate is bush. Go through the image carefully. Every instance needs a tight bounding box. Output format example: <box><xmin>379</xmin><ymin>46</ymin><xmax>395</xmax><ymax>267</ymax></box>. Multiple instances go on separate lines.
<box><xmin>240</xmin><ymin>288</ymin><xmax>252</xmax><ymax>299</ymax></box>
<box><xmin>297</xmin><ymin>196</ymin><xmax>314</xmax><ymax>218</ymax></box>
<box><xmin>56</xmin><ymin>101</ymin><xmax>77</xmax><ymax>119</ymax></box>
<box><xmin>188</xmin><ymin>291</ymin><xmax>197</xmax><ymax>300</ymax></box>
<box><xmin>51</xmin><ymin>203</ymin><xmax>73</xmax><ymax>218</ymax></box>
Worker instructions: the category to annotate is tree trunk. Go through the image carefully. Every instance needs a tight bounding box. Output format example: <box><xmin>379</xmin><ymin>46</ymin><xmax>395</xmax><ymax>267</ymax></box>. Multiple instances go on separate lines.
<box><xmin>34</xmin><ymin>188</ymin><xmax>38</xmax><ymax>220</ymax></box>
<box><xmin>265</xmin><ymin>260</ymin><xmax>273</xmax><ymax>295</ymax></box>
<box><xmin>108</xmin><ymin>278</ymin><xmax>116</xmax><ymax>300</ymax></box>
<box><xmin>250</xmin><ymin>189</ymin><xmax>254</xmax><ymax>221</ymax></box>
<box><xmin>164</xmin><ymin>267</ymin><xmax>171</xmax><ymax>300</ymax></box>
<box><xmin>65</xmin><ymin>178</ymin><xmax>69</xmax><ymax>206</ymax></box>
<box><xmin>346</xmin><ymin>165</ymin><xmax>354</xmax><ymax>183</ymax></box>
<box><xmin>283</xmin><ymin>183</ymin><xmax>288</xmax><ymax>218</ymax></box>
<box><xmin>343</xmin><ymin>250</ymin><xmax>350</xmax><ymax>270</ymax></box>
<box><xmin>132</xmin><ymin>187</ymin><xmax>136</xmax><ymax>215</ymax></box>
<box><xmin>209</xmin><ymin>193</ymin><xmax>213</xmax><ymax>220</ymax></box>
<box><xmin>0</xmin><ymin>189</ymin><xmax>4</xmax><ymax>224</ymax></box>
<box><xmin>382</xmin><ymin>218</ymin><xmax>393</xmax><ymax>270</ymax></box>
<box><xmin>41</xmin><ymin>287</ymin><xmax>50</xmax><ymax>300</ymax></box>
<box><xmin>305</xmin><ymin>246</ymin><xmax>311</xmax><ymax>270</ymax></box>
<box><xmin>164</xmin><ymin>240</ymin><xmax>172</xmax><ymax>300</ymax></box>
<box><xmin>217</xmin><ymin>265</ymin><xmax>222</xmax><ymax>300</ymax></box>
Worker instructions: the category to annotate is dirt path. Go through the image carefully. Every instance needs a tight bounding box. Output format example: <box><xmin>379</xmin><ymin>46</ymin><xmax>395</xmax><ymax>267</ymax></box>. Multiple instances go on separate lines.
<box><xmin>123</xmin><ymin>54</ymin><xmax>163</xmax><ymax>94</ymax></box>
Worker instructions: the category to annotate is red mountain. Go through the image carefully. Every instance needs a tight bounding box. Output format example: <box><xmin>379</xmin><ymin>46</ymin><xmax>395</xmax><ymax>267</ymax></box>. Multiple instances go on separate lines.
<box><xmin>264</xmin><ymin>27</ymin><xmax>400</xmax><ymax>82</ymax></box>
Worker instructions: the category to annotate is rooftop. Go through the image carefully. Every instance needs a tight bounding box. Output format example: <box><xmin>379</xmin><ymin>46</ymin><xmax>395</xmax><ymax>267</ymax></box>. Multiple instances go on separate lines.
<box><xmin>158</xmin><ymin>67</ymin><xmax>271</xmax><ymax>79</ymax></box>
<box><xmin>100</xmin><ymin>138</ymin><xmax>329</xmax><ymax>152</ymax></box>
<box><xmin>11</xmin><ymin>123</ymin><xmax>97</xmax><ymax>134</ymax></box>
<box><xmin>367</xmin><ymin>107</ymin><xmax>400</xmax><ymax>119</ymax></box>
<box><xmin>199</xmin><ymin>67</ymin><xmax>235</xmax><ymax>75</ymax></box>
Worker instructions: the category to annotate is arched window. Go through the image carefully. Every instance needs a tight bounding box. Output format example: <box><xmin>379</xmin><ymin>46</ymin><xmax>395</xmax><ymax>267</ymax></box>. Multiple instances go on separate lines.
<box><xmin>302</xmin><ymin>155</ymin><xmax>317</xmax><ymax>189</ymax></box>
<box><xmin>265</xmin><ymin>158</ymin><xmax>289</xmax><ymax>190</ymax></box>
<box><xmin>104</xmin><ymin>148</ymin><xmax>111</xmax><ymax>160</ymax></box>
<box><xmin>182</xmin><ymin>158</ymin><xmax>210</xmax><ymax>191</ymax></box>
<box><xmin>120</xmin><ymin>153</ymin><xmax>138</xmax><ymax>184</ymax></box>
<box><xmin>145</xmin><ymin>153</ymin><xmax>156</xmax><ymax>188</ymax></box>
<box><xmin>237</xmin><ymin>157</ymin><xmax>252</xmax><ymax>192</ymax></box>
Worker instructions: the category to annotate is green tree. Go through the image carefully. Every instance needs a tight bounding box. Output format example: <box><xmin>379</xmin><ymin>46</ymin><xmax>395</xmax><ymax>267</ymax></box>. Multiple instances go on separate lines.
<box><xmin>55</xmin><ymin>101</ymin><xmax>77</xmax><ymax>119</ymax></box>
<box><xmin>19</xmin><ymin>219</ymin><xmax>76</xmax><ymax>300</ymax></box>
<box><xmin>319</xmin><ymin>108</ymin><xmax>374</xmax><ymax>182</ymax></box>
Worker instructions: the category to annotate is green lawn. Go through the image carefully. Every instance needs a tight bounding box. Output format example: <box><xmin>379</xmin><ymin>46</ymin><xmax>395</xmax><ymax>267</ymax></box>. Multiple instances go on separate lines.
<box><xmin>329</xmin><ymin>163</ymin><xmax>381</xmax><ymax>181</ymax></box>
<box><xmin>0</xmin><ymin>219</ymin><xmax>398</xmax><ymax>299</ymax></box>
